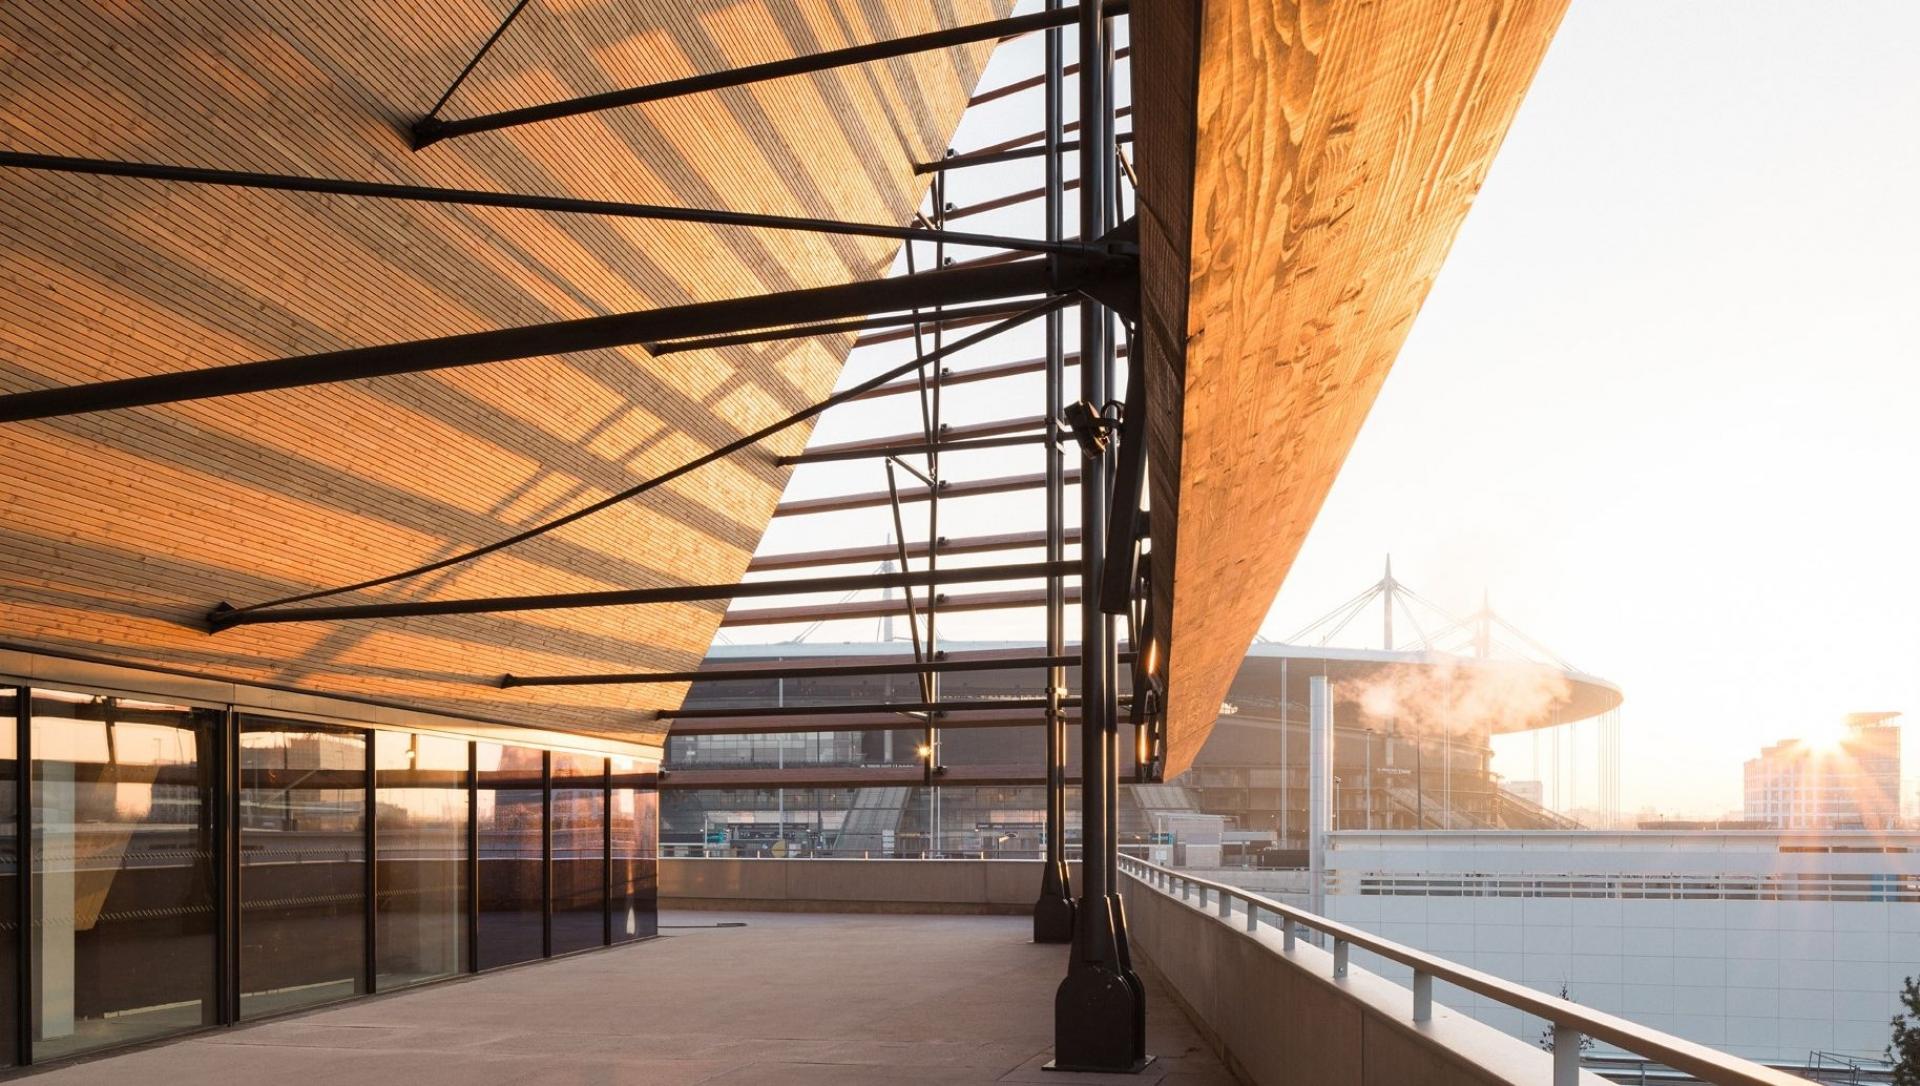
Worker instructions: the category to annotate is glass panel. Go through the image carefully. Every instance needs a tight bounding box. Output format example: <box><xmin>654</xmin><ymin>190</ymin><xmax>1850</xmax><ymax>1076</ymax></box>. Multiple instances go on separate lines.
<box><xmin>238</xmin><ymin>717</ymin><xmax>366</xmax><ymax>1017</ymax></box>
<box><xmin>610</xmin><ymin>756</ymin><xmax>657</xmax><ymax>942</ymax></box>
<box><xmin>29</xmin><ymin>689</ymin><xmax>216</xmax><ymax>1060</ymax></box>
<box><xmin>550</xmin><ymin>753</ymin><xmax>604</xmax><ymax>954</ymax></box>
<box><xmin>476</xmin><ymin>744</ymin><xmax>543</xmax><ymax>968</ymax></box>
<box><xmin>0</xmin><ymin>689</ymin><xmax>18</xmax><ymax>1067</ymax></box>
<box><xmin>375</xmin><ymin>732</ymin><xmax>468</xmax><ymax>989</ymax></box>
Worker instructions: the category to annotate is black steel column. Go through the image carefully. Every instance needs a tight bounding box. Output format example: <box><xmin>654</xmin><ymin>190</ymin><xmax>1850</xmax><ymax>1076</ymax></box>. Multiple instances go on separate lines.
<box><xmin>1032</xmin><ymin>0</ymin><xmax>1076</xmax><ymax>946</ymax></box>
<box><xmin>466</xmin><ymin>742</ymin><xmax>479</xmax><ymax>973</ymax></box>
<box><xmin>1100</xmin><ymin>25</ymin><xmax>1148</xmax><ymax>1062</ymax></box>
<box><xmin>364</xmin><ymin>730</ymin><xmax>378</xmax><ymax>995</ymax></box>
<box><xmin>226</xmin><ymin>709</ymin><xmax>244</xmax><ymax>1018</ymax></box>
<box><xmin>1052</xmin><ymin>0</ymin><xmax>1147</xmax><ymax>1071</ymax></box>
<box><xmin>14</xmin><ymin>687</ymin><xmax>32</xmax><ymax>1065</ymax></box>
<box><xmin>925</xmin><ymin>169</ymin><xmax>945</xmax><ymax>859</ymax></box>
<box><xmin>541</xmin><ymin>750</ymin><xmax>553</xmax><ymax>959</ymax></box>
<box><xmin>602</xmin><ymin>757</ymin><xmax>613</xmax><ymax>948</ymax></box>
<box><xmin>213</xmin><ymin>707</ymin><xmax>237</xmax><ymax>1025</ymax></box>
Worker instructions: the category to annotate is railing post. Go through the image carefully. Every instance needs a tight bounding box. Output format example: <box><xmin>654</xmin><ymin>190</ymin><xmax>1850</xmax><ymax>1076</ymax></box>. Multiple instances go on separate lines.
<box><xmin>1553</xmin><ymin>1025</ymin><xmax>1580</xmax><ymax>1086</ymax></box>
<box><xmin>1181</xmin><ymin>878</ymin><xmax>1192</xmax><ymax>901</ymax></box>
<box><xmin>1332</xmin><ymin>938</ymin><xmax>1348</xmax><ymax>978</ymax></box>
<box><xmin>1245</xmin><ymin>904</ymin><xmax>1259</xmax><ymax>932</ymax></box>
<box><xmin>1217</xmin><ymin>890</ymin><xmax>1231</xmax><ymax>919</ymax></box>
<box><xmin>1412</xmin><ymin>971</ymin><xmax>1432</xmax><ymax>1022</ymax></box>
<box><xmin>1282</xmin><ymin>919</ymin><xmax>1296</xmax><ymax>951</ymax></box>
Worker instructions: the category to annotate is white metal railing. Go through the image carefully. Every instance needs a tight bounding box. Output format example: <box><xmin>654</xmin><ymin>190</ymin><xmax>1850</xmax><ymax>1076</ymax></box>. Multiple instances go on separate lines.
<box><xmin>1118</xmin><ymin>855</ymin><xmax>1807</xmax><ymax>1086</ymax></box>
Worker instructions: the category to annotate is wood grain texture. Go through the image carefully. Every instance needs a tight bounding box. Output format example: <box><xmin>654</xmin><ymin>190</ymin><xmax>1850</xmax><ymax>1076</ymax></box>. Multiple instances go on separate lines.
<box><xmin>0</xmin><ymin>0</ymin><xmax>1007</xmax><ymax>745</ymax></box>
<box><xmin>1145</xmin><ymin>0</ymin><xmax>1569</xmax><ymax>776</ymax></box>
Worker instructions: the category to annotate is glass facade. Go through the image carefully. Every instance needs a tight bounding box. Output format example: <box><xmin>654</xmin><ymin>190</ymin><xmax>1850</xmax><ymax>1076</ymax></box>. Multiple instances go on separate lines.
<box><xmin>610</xmin><ymin>756</ymin><xmax>658</xmax><ymax>942</ymax></box>
<box><xmin>29</xmin><ymin>690</ymin><xmax>217</xmax><ymax>1060</ymax></box>
<box><xmin>375</xmin><ymin>732</ymin><xmax>468</xmax><ymax>989</ymax></box>
<box><xmin>476</xmin><ymin>744</ymin><xmax>545</xmax><ymax>969</ymax></box>
<box><xmin>551</xmin><ymin>754</ymin><xmax>605</xmax><ymax>954</ymax></box>
<box><xmin>0</xmin><ymin>677</ymin><xmax>657</xmax><ymax>1071</ymax></box>
<box><xmin>238</xmin><ymin>717</ymin><xmax>367</xmax><ymax>1017</ymax></box>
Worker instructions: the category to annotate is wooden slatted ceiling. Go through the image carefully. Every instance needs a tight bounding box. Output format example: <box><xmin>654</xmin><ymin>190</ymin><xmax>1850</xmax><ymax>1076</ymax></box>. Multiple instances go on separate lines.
<box><xmin>1137</xmin><ymin>0</ymin><xmax>1570</xmax><ymax>777</ymax></box>
<box><xmin>0</xmin><ymin>0</ymin><xmax>1007</xmax><ymax>745</ymax></box>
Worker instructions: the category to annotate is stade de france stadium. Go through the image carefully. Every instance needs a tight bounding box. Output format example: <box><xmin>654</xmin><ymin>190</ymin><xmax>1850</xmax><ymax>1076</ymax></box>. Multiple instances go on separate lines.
<box><xmin>663</xmin><ymin>637</ymin><xmax>1625</xmax><ymax>857</ymax></box>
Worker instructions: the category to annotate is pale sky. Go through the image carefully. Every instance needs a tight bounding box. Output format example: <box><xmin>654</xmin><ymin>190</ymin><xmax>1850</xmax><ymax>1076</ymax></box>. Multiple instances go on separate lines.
<box><xmin>738</xmin><ymin>2</ymin><xmax>1920</xmax><ymax>819</ymax></box>
<box><xmin>1263</xmin><ymin>1</ymin><xmax>1920</xmax><ymax>816</ymax></box>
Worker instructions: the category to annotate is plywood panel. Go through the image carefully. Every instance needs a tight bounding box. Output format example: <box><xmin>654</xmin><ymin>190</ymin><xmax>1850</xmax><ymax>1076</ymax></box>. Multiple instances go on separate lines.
<box><xmin>1147</xmin><ymin>0</ymin><xmax>1569</xmax><ymax>775</ymax></box>
<box><xmin>0</xmin><ymin>0</ymin><xmax>1007</xmax><ymax>743</ymax></box>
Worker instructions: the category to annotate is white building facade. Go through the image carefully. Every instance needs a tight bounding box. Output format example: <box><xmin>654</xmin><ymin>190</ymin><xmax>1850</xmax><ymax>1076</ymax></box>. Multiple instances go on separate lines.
<box><xmin>1321</xmin><ymin>830</ymin><xmax>1920</xmax><ymax>1063</ymax></box>
<box><xmin>1743</xmin><ymin>714</ymin><xmax>1901</xmax><ymax>830</ymax></box>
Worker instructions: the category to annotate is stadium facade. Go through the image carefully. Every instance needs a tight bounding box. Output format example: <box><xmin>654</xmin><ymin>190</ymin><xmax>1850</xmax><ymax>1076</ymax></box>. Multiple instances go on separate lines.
<box><xmin>663</xmin><ymin>638</ymin><xmax>1622</xmax><ymax>856</ymax></box>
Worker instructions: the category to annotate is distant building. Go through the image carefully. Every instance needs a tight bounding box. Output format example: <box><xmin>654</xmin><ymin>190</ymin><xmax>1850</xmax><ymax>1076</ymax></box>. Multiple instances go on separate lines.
<box><xmin>1742</xmin><ymin>713</ymin><xmax>1901</xmax><ymax>829</ymax></box>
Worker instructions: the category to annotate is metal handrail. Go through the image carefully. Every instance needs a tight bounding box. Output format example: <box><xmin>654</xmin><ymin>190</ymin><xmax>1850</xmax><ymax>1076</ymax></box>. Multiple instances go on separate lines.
<box><xmin>1118</xmin><ymin>855</ymin><xmax>1806</xmax><ymax>1086</ymax></box>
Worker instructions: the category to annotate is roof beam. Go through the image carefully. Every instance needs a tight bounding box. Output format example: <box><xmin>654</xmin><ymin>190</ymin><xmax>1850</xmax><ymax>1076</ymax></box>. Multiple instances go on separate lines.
<box><xmin>770</xmin><ymin>470</ymin><xmax>1077</xmax><ymax>517</ymax></box>
<box><xmin>0</xmin><ymin>256</ymin><xmax>1116</xmax><ymax>423</ymax></box>
<box><xmin>848</xmin><ymin>307</ymin><xmax>1031</xmax><ymax>350</ymax></box>
<box><xmin>670</xmin><ymin>696</ymin><xmax>1071</xmax><ymax>719</ymax></box>
<box><xmin>915</xmin><ymin>132</ymin><xmax>1135</xmax><ymax>175</ymax></box>
<box><xmin>722</xmin><ymin>585</ymin><xmax>1073</xmax><ymax>627</ymax></box>
<box><xmin>644</xmin><ymin>300</ymin><xmax>1027</xmax><ymax>356</ymax></box>
<box><xmin>0</xmin><ymin>151</ymin><xmax>1072</xmax><ymax>256</ymax></box>
<box><xmin>411</xmin><ymin>3</ymin><xmax>1129</xmax><ymax>149</ymax></box>
<box><xmin>791</xmin><ymin>415</ymin><xmax>1049</xmax><ymax>460</ymax></box>
<box><xmin>744</xmin><ymin>528</ymin><xmax>1081</xmax><ymax>572</ymax></box>
<box><xmin>667</xmin><ymin>712</ymin><xmax>1063</xmax><ymax>737</ymax></box>
<box><xmin>777</xmin><ymin>433</ymin><xmax>1048</xmax><ymax>467</ymax></box>
<box><xmin>658</xmin><ymin>766</ymin><xmax>1074</xmax><ymax>790</ymax></box>
<box><xmin>504</xmin><ymin>652</ymin><xmax>1076</xmax><ymax>687</ymax></box>
<box><xmin>208</xmin><ymin>559</ymin><xmax>1071</xmax><ymax>631</ymax></box>
<box><xmin>966</xmin><ymin>47</ymin><xmax>1130</xmax><ymax>107</ymax></box>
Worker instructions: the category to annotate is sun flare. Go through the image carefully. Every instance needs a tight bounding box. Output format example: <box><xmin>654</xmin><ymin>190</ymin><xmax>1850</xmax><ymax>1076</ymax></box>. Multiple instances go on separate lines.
<box><xmin>1799</xmin><ymin>717</ymin><xmax>1853</xmax><ymax>753</ymax></box>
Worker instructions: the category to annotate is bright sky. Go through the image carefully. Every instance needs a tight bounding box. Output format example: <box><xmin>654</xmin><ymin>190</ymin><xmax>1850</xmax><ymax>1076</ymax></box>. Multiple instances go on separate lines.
<box><xmin>1263</xmin><ymin>1</ymin><xmax>1920</xmax><ymax>817</ymax></box>
<box><xmin>739</xmin><ymin>3</ymin><xmax>1920</xmax><ymax>819</ymax></box>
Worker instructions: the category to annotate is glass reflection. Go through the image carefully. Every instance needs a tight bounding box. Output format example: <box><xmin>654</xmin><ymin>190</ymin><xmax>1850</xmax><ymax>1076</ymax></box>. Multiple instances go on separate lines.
<box><xmin>610</xmin><ymin>757</ymin><xmax>658</xmax><ymax>942</ymax></box>
<box><xmin>238</xmin><ymin>717</ymin><xmax>366</xmax><ymax>1016</ymax></box>
<box><xmin>551</xmin><ymin>753</ymin><xmax>605</xmax><ymax>954</ymax></box>
<box><xmin>375</xmin><ymin>732</ymin><xmax>468</xmax><ymax>989</ymax></box>
<box><xmin>476</xmin><ymin>744</ymin><xmax>543</xmax><ymax>968</ymax></box>
<box><xmin>29</xmin><ymin>689</ymin><xmax>217</xmax><ymax>1060</ymax></box>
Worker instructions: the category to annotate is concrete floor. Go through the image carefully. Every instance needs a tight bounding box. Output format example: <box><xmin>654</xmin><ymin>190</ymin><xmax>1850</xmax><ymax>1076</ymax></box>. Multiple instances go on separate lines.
<box><xmin>31</xmin><ymin>912</ymin><xmax>1238</xmax><ymax>1085</ymax></box>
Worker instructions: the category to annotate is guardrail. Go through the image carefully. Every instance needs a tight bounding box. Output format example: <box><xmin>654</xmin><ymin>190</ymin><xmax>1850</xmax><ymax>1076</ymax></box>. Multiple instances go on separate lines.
<box><xmin>660</xmin><ymin>844</ymin><xmax>1154</xmax><ymax>861</ymax></box>
<box><xmin>1119</xmin><ymin>855</ymin><xmax>1806</xmax><ymax>1086</ymax></box>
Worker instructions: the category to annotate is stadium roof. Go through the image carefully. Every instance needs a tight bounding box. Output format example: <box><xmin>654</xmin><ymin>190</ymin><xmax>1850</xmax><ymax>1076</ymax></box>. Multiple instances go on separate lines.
<box><xmin>0</xmin><ymin>1</ymin><xmax>1004</xmax><ymax>744</ymax></box>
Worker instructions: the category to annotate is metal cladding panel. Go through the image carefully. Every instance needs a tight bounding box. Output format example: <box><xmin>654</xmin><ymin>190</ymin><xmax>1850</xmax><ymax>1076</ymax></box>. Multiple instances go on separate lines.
<box><xmin>0</xmin><ymin>0</ymin><xmax>1007</xmax><ymax>744</ymax></box>
<box><xmin>1137</xmin><ymin>0</ymin><xmax>1570</xmax><ymax>777</ymax></box>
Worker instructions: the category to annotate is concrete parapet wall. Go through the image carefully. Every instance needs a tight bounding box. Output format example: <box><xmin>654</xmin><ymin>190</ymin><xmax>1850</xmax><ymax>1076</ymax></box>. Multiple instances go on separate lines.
<box><xmin>1121</xmin><ymin>876</ymin><xmax>1604</xmax><ymax>1086</ymax></box>
<box><xmin>662</xmin><ymin>858</ymin><xmax>1081</xmax><ymax>915</ymax></box>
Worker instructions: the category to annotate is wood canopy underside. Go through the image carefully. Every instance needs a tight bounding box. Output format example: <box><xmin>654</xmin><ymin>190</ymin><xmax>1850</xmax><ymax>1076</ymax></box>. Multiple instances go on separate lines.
<box><xmin>0</xmin><ymin>0</ymin><xmax>1005</xmax><ymax>744</ymax></box>
<box><xmin>1137</xmin><ymin>0</ymin><xmax>1571</xmax><ymax>777</ymax></box>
